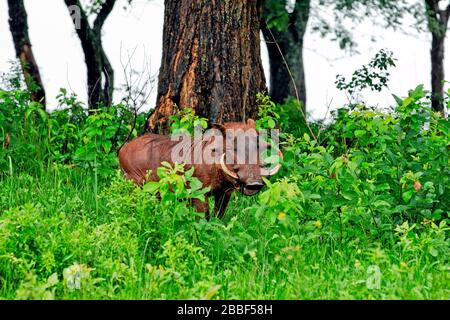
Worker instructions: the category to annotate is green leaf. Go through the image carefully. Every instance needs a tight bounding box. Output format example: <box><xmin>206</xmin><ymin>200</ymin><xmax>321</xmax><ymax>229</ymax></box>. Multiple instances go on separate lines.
<box><xmin>185</xmin><ymin>167</ymin><xmax>195</xmax><ymax>179</ymax></box>
<box><xmin>102</xmin><ymin>141</ymin><xmax>112</xmax><ymax>154</ymax></box>
<box><xmin>375</xmin><ymin>183</ymin><xmax>391</xmax><ymax>191</ymax></box>
<box><xmin>373</xmin><ymin>200</ymin><xmax>391</xmax><ymax>209</ymax></box>
<box><xmin>261</xmin><ymin>176</ymin><xmax>271</xmax><ymax>187</ymax></box>
<box><xmin>143</xmin><ymin>181</ymin><xmax>160</xmax><ymax>194</ymax></box>
<box><xmin>392</xmin><ymin>94</ymin><xmax>403</xmax><ymax>106</ymax></box>
<box><xmin>354</xmin><ymin>130</ymin><xmax>367</xmax><ymax>138</ymax></box>
<box><xmin>408</xmin><ymin>85</ymin><xmax>425</xmax><ymax>100</ymax></box>
<box><xmin>342</xmin><ymin>190</ymin><xmax>357</xmax><ymax>201</ymax></box>
<box><xmin>402</xmin><ymin>190</ymin><xmax>414</xmax><ymax>203</ymax></box>
<box><xmin>189</xmin><ymin>177</ymin><xmax>203</xmax><ymax>192</ymax></box>
<box><xmin>429</xmin><ymin>247</ymin><xmax>438</xmax><ymax>257</ymax></box>
<box><xmin>267</xmin><ymin>118</ymin><xmax>276</xmax><ymax>129</ymax></box>
<box><xmin>161</xmin><ymin>161</ymin><xmax>172</xmax><ymax>169</ymax></box>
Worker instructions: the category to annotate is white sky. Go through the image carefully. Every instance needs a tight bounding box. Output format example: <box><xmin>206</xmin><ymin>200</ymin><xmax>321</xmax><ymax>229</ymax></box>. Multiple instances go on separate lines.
<box><xmin>1</xmin><ymin>0</ymin><xmax>449</xmax><ymax>120</ymax></box>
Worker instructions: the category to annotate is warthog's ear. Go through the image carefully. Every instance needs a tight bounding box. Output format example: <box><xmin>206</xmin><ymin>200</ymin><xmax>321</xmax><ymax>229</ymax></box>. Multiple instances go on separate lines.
<box><xmin>211</xmin><ymin>123</ymin><xmax>226</xmax><ymax>134</ymax></box>
<box><xmin>246</xmin><ymin>119</ymin><xmax>256</xmax><ymax>127</ymax></box>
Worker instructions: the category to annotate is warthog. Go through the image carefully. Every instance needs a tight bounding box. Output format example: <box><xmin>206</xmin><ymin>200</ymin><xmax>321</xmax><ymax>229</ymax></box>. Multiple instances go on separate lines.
<box><xmin>118</xmin><ymin>119</ymin><xmax>281</xmax><ymax>218</ymax></box>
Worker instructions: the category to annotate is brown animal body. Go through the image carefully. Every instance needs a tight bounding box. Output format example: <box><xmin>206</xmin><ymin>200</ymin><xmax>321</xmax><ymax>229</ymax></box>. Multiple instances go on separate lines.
<box><xmin>118</xmin><ymin>119</ymin><xmax>281</xmax><ymax>218</ymax></box>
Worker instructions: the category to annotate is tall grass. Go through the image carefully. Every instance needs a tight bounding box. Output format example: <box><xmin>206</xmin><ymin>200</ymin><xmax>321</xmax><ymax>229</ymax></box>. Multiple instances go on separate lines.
<box><xmin>0</xmin><ymin>164</ymin><xmax>448</xmax><ymax>299</ymax></box>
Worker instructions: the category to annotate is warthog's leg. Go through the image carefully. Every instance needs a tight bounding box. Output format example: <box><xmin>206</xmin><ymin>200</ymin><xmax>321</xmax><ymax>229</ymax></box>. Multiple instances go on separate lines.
<box><xmin>193</xmin><ymin>196</ymin><xmax>210</xmax><ymax>220</ymax></box>
<box><xmin>214</xmin><ymin>190</ymin><xmax>232</xmax><ymax>219</ymax></box>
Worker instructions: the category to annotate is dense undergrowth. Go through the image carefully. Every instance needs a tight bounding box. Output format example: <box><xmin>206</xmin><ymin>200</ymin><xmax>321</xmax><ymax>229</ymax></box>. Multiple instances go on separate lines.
<box><xmin>0</xmin><ymin>71</ymin><xmax>449</xmax><ymax>299</ymax></box>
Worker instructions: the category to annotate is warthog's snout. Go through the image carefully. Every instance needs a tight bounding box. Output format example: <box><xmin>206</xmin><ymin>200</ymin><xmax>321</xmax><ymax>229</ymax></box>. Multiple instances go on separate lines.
<box><xmin>242</xmin><ymin>180</ymin><xmax>265</xmax><ymax>196</ymax></box>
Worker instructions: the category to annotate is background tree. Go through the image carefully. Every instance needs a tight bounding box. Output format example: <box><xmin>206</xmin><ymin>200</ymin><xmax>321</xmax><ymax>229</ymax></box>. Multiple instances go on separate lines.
<box><xmin>346</xmin><ymin>0</ymin><xmax>449</xmax><ymax>114</ymax></box>
<box><xmin>339</xmin><ymin>0</ymin><xmax>449</xmax><ymax>114</ymax></box>
<box><xmin>7</xmin><ymin>0</ymin><xmax>46</xmax><ymax>107</ymax></box>
<box><xmin>145</xmin><ymin>0</ymin><xmax>267</xmax><ymax>134</ymax></box>
<box><xmin>262</xmin><ymin>0</ymin><xmax>310</xmax><ymax>108</ymax></box>
<box><xmin>424</xmin><ymin>0</ymin><xmax>450</xmax><ymax>113</ymax></box>
<box><xmin>64</xmin><ymin>0</ymin><xmax>117</xmax><ymax>110</ymax></box>
<box><xmin>262</xmin><ymin>0</ymin><xmax>409</xmax><ymax>111</ymax></box>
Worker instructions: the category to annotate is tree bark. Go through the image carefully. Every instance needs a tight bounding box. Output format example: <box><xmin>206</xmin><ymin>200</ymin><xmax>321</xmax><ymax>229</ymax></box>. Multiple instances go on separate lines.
<box><xmin>425</xmin><ymin>0</ymin><xmax>450</xmax><ymax>114</ymax></box>
<box><xmin>430</xmin><ymin>33</ymin><xmax>446</xmax><ymax>113</ymax></box>
<box><xmin>64</xmin><ymin>0</ymin><xmax>116</xmax><ymax>111</ymax></box>
<box><xmin>7</xmin><ymin>0</ymin><xmax>46</xmax><ymax>107</ymax></box>
<box><xmin>145</xmin><ymin>0</ymin><xmax>267</xmax><ymax>134</ymax></box>
<box><xmin>262</xmin><ymin>0</ymin><xmax>310</xmax><ymax>109</ymax></box>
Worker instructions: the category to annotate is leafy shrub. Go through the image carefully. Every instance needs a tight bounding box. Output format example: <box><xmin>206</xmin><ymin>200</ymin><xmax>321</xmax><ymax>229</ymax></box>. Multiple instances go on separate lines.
<box><xmin>0</xmin><ymin>85</ymin><xmax>145</xmax><ymax>178</ymax></box>
<box><xmin>264</xmin><ymin>85</ymin><xmax>449</xmax><ymax>247</ymax></box>
<box><xmin>169</xmin><ymin>107</ymin><xmax>208</xmax><ymax>135</ymax></box>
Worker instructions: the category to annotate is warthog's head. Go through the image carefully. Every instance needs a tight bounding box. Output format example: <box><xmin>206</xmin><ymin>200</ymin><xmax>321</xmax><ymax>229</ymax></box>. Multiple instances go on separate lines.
<box><xmin>212</xmin><ymin>119</ymin><xmax>282</xmax><ymax>196</ymax></box>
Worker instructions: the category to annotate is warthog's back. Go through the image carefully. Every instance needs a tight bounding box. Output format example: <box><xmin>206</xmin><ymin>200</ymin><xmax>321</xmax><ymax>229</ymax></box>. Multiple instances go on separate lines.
<box><xmin>118</xmin><ymin>134</ymin><xmax>176</xmax><ymax>185</ymax></box>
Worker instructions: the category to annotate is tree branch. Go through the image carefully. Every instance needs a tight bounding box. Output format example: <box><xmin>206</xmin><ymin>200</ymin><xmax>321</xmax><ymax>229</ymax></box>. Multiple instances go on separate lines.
<box><xmin>101</xmin><ymin>46</ymin><xmax>114</xmax><ymax>107</ymax></box>
<box><xmin>424</xmin><ymin>0</ymin><xmax>439</xmax><ymax>13</ymax></box>
<box><xmin>445</xmin><ymin>3</ymin><xmax>450</xmax><ymax>24</ymax></box>
<box><xmin>93</xmin><ymin>0</ymin><xmax>117</xmax><ymax>33</ymax></box>
<box><xmin>424</xmin><ymin>0</ymin><xmax>445</xmax><ymax>34</ymax></box>
<box><xmin>64</xmin><ymin>0</ymin><xmax>94</xmax><ymax>49</ymax></box>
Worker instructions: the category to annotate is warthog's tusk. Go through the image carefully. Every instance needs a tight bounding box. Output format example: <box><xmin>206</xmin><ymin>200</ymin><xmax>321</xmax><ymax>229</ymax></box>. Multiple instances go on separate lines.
<box><xmin>261</xmin><ymin>150</ymin><xmax>283</xmax><ymax>176</ymax></box>
<box><xmin>220</xmin><ymin>153</ymin><xmax>238</xmax><ymax>180</ymax></box>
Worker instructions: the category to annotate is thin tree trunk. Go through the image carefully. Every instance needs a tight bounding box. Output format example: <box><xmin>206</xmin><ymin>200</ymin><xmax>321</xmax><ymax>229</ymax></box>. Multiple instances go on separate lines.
<box><xmin>262</xmin><ymin>0</ymin><xmax>310</xmax><ymax>109</ymax></box>
<box><xmin>146</xmin><ymin>0</ymin><xmax>267</xmax><ymax>134</ymax></box>
<box><xmin>425</xmin><ymin>0</ymin><xmax>449</xmax><ymax>114</ymax></box>
<box><xmin>94</xmin><ymin>0</ymin><xmax>116</xmax><ymax>109</ymax></box>
<box><xmin>7</xmin><ymin>0</ymin><xmax>46</xmax><ymax>107</ymax></box>
<box><xmin>64</xmin><ymin>0</ymin><xmax>116</xmax><ymax>111</ymax></box>
<box><xmin>430</xmin><ymin>33</ymin><xmax>446</xmax><ymax>113</ymax></box>
<box><xmin>262</xmin><ymin>26</ymin><xmax>306</xmax><ymax>107</ymax></box>
<box><xmin>101</xmin><ymin>47</ymin><xmax>114</xmax><ymax>108</ymax></box>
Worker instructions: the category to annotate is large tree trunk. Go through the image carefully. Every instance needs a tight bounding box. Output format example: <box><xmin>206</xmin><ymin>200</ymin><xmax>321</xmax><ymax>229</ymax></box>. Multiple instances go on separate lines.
<box><xmin>430</xmin><ymin>33</ymin><xmax>446</xmax><ymax>113</ymax></box>
<box><xmin>146</xmin><ymin>0</ymin><xmax>267</xmax><ymax>134</ymax></box>
<box><xmin>7</xmin><ymin>0</ymin><xmax>46</xmax><ymax>107</ymax></box>
<box><xmin>64</xmin><ymin>0</ymin><xmax>116</xmax><ymax>111</ymax></box>
<box><xmin>262</xmin><ymin>0</ymin><xmax>310</xmax><ymax>109</ymax></box>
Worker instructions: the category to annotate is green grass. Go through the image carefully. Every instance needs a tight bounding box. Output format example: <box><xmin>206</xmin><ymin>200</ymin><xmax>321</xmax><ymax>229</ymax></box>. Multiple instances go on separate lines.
<box><xmin>0</xmin><ymin>165</ymin><xmax>448</xmax><ymax>300</ymax></box>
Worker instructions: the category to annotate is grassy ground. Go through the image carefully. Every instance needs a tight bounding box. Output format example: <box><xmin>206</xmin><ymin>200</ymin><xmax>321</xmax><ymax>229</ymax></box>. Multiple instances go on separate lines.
<box><xmin>0</xmin><ymin>165</ymin><xmax>448</xmax><ymax>300</ymax></box>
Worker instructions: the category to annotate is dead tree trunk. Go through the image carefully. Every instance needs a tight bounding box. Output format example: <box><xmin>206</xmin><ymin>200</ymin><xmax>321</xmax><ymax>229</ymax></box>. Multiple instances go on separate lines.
<box><xmin>145</xmin><ymin>0</ymin><xmax>267</xmax><ymax>134</ymax></box>
<box><xmin>425</xmin><ymin>0</ymin><xmax>450</xmax><ymax>114</ymax></box>
<box><xmin>262</xmin><ymin>0</ymin><xmax>310</xmax><ymax>109</ymax></box>
<box><xmin>64</xmin><ymin>0</ymin><xmax>116</xmax><ymax>111</ymax></box>
<box><xmin>7</xmin><ymin>0</ymin><xmax>46</xmax><ymax>107</ymax></box>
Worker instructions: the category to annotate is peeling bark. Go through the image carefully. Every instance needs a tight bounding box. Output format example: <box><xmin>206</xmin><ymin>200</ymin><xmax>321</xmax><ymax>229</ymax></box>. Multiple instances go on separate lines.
<box><xmin>146</xmin><ymin>0</ymin><xmax>267</xmax><ymax>134</ymax></box>
<box><xmin>7</xmin><ymin>0</ymin><xmax>46</xmax><ymax>107</ymax></box>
